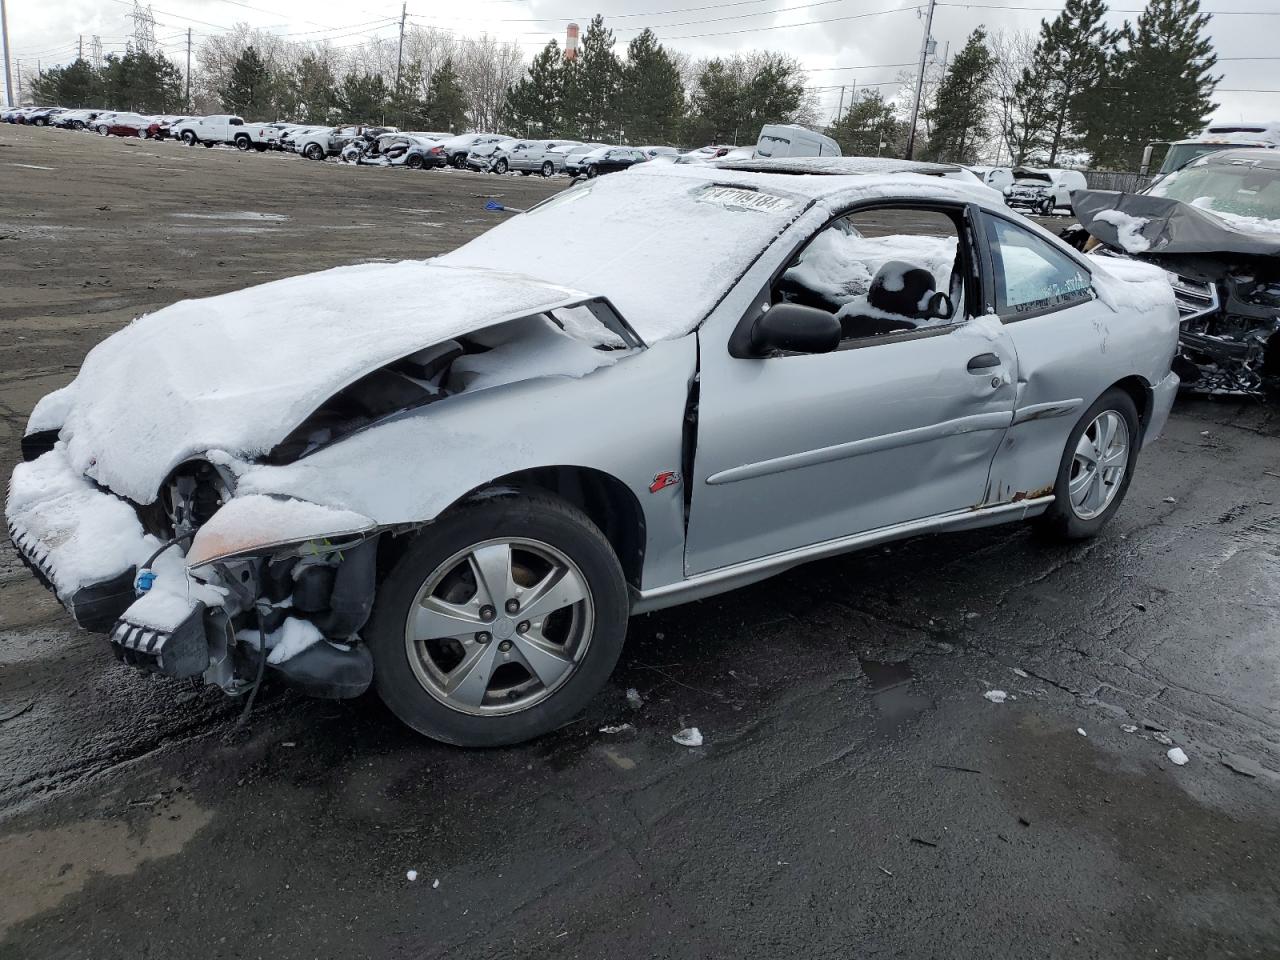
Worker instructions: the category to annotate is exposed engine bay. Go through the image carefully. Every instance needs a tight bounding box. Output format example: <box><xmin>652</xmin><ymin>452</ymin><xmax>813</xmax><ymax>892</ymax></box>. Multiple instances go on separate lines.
<box><xmin>1065</xmin><ymin>157</ymin><xmax>1280</xmax><ymax>398</ymax></box>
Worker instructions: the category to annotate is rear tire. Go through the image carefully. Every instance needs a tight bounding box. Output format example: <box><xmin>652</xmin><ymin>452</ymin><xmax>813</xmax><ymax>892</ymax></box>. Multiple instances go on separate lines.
<box><xmin>181</xmin><ymin>130</ymin><xmax>197</xmax><ymax>145</ymax></box>
<box><xmin>234</xmin><ymin>135</ymin><xmax>250</xmax><ymax>151</ymax></box>
<box><xmin>406</xmin><ymin>154</ymin><xmax>425</xmax><ymax>169</ymax></box>
<box><xmin>1036</xmin><ymin>388</ymin><xmax>1140</xmax><ymax>541</ymax></box>
<box><xmin>367</xmin><ymin>491</ymin><xmax>630</xmax><ymax>746</ymax></box>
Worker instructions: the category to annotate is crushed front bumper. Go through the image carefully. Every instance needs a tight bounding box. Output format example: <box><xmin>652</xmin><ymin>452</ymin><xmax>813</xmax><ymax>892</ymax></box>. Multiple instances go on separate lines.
<box><xmin>7</xmin><ymin>516</ymin><xmax>138</xmax><ymax>631</ymax></box>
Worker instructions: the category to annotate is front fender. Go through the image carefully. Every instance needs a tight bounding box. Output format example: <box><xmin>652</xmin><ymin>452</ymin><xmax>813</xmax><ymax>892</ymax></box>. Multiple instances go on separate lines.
<box><xmin>235</xmin><ymin>336</ymin><xmax>698</xmax><ymax>590</ymax></box>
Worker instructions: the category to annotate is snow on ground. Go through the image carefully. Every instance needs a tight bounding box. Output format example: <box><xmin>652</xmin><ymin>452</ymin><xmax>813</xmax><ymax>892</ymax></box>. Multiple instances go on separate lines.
<box><xmin>1092</xmin><ymin>209</ymin><xmax>1152</xmax><ymax>253</ymax></box>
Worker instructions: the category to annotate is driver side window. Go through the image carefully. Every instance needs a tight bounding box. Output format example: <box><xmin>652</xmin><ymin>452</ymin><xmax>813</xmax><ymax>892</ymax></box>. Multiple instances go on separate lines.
<box><xmin>773</xmin><ymin>207</ymin><xmax>969</xmax><ymax>344</ymax></box>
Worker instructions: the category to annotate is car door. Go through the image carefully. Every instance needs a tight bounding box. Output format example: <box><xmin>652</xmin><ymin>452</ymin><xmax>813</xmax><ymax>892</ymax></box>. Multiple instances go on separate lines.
<box><xmin>684</xmin><ymin>201</ymin><xmax>1019</xmax><ymax>575</ymax></box>
<box><xmin>976</xmin><ymin>211</ymin><xmax>1123</xmax><ymax>501</ymax></box>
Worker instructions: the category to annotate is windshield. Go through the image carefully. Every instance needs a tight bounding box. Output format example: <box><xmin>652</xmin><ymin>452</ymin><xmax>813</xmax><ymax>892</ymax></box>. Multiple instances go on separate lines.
<box><xmin>1158</xmin><ymin>142</ymin><xmax>1263</xmax><ymax>175</ymax></box>
<box><xmin>1148</xmin><ymin>158</ymin><xmax>1280</xmax><ymax>221</ymax></box>
<box><xmin>439</xmin><ymin>169</ymin><xmax>809</xmax><ymax>342</ymax></box>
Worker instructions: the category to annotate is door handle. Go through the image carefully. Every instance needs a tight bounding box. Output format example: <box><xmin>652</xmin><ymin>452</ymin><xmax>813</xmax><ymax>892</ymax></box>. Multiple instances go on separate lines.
<box><xmin>966</xmin><ymin>353</ymin><xmax>1002</xmax><ymax>372</ymax></box>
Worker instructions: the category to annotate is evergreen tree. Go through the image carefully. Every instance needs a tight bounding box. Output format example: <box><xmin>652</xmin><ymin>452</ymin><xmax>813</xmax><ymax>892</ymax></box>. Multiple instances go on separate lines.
<box><xmin>95</xmin><ymin>48</ymin><xmax>184</xmax><ymax>112</ymax></box>
<box><xmin>922</xmin><ymin>27</ymin><xmax>994</xmax><ymax>163</ymax></box>
<box><xmin>502</xmin><ymin>40</ymin><xmax>563</xmax><ymax>137</ymax></box>
<box><xmin>334</xmin><ymin>71</ymin><xmax>390</xmax><ymax>123</ymax></box>
<box><xmin>1078</xmin><ymin>0</ymin><xmax>1218</xmax><ymax>170</ymax></box>
<box><xmin>827</xmin><ymin>89</ymin><xmax>900</xmax><ymax>157</ymax></box>
<box><xmin>29</xmin><ymin>57</ymin><xmax>99</xmax><ymax>107</ymax></box>
<box><xmin>388</xmin><ymin>61</ymin><xmax>431</xmax><ymax>129</ymax></box>
<box><xmin>220</xmin><ymin>45</ymin><xmax>272</xmax><ymax>118</ymax></box>
<box><xmin>618</xmin><ymin>29</ymin><xmax>685</xmax><ymax>144</ymax></box>
<box><xmin>686</xmin><ymin>52</ymin><xmax>807</xmax><ymax>145</ymax></box>
<box><xmin>424</xmin><ymin>58</ymin><xmax>469</xmax><ymax>132</ymax></box>
<box><xmin>575</xmin><ymin>15</ymin><xmax>621</xmax><ymax>140</ymax></box>
<box><xmin>1023</xmin><ymin>0</ymin><xmax>1118</xmax><ymax>164</ymax></box>
<box><xmin>286</xmin><ymin>52</ymin><xmax>337</xmax><ymax>124</ymax></box>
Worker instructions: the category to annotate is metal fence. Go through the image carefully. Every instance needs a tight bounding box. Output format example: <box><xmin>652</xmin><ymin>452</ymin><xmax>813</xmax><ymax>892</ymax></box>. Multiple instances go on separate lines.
<box><xmin>1083</xmin><ymin>170</ymin><xmax>1152</xmax><ymax>193</ymax></box>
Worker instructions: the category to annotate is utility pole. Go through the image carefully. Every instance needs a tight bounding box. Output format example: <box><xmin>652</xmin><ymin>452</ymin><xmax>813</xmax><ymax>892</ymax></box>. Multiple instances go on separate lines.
<box><xmin>393</xmin><ymin>2</ymin><xmax>407</xmax><ymax>122</ymax></box>
<box><xmin>185</xmin><ymin>28</ymin><xmax>192</xmax><ymax>112</ymax></box>
<box><xmin>0</xmin><ymin>0</ymin><xmax>11</xmax><ymax>107</ymax></box>
<box><xmin>834</xmin><ymin>85</ymin><xmax>846</xmax><ymax>125</ymax></box>
<box><xmin>905</xmin><ymin>0</ymin><xmax>936</xmax><ymax>160</ymax></box>
<box><xmin>15</xmin><ymin>57</ymin><xmax>22</xmax><ymax>105</ymax></box>
<box><xmin>78</xmin><ymin>35</ymin><xmax>83</xmax><ymax>61</ymax></box>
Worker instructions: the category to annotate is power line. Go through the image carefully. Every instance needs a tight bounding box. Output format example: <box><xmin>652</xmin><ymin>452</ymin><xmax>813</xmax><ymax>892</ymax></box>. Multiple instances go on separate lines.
<box><xmin>659</xmin><ymin>2</ymin><xmax>915</xmax><ymax>40</ymax></box>
<box><xmin>936</xmin><ymin>1</ymin><xmax>1280</xmax><ymax>11</ymax></box>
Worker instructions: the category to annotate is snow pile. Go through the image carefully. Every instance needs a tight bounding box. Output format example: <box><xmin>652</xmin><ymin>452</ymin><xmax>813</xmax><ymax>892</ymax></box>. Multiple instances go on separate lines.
<box><xmin>121</xmin><ymin>588</ymin><xmax>200</xmax><ymax>631</ymax></box>
<box><xmin>783</xmin><ymin>232</ymin><xmax>957</xmax><ymax>310</ymax></box>
<box><xmin>42</xmin><ymin>261</ymin><xmax>591</xmax><ymax>504</ymax></box>
<box><xmin>983</xmin><ymin>690</ymin><xmax>1008</xmax><ymax>703</ymax></box>
<box><xmin>1088</xmin><ymin>255</ymin><xmax>1177</xmax><ymax>314</ymax></box>
<box><xmin>237</xmin><ymin>616</ymin><xmax>325</xmax><ymax>664</ymax></box>
<box><xmin>5</xmin><ymin>443</ymin><xmax>159</xmax><ymax>599</ymax></box>
<box><xmin>1167</xmin><ymin>746</ymin><xmax>1190</xmax><ymax>766</ymax></box>
<box><xmin>448</xmin><ymin>315</ymin><xmax>622</xmax><ymax>392</ymax></box>
<box><xmin>440</xmin><ymin>167</ymin><xmax>810</xmax><ymax>343</ymax></box>
<box><xmin>1092</xmin><ymin>209</ymin><xmax>1152</xmax><ymax>253</ymax></box>
<box><xmin>673</xmin><ymin>727</ymin><xmax>704</xmax><ymax>747</ymax></box>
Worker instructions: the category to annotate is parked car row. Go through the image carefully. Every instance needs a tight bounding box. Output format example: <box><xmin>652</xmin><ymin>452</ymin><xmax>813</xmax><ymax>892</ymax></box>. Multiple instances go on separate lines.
<box><xmin>6</xmin><ymin>110</ymin><xmax>851</xmax><ymax>180</ymax></box>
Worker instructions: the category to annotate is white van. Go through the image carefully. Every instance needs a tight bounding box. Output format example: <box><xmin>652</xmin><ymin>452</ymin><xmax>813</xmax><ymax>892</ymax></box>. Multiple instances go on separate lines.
<box><xmin>966</xmin><ymin>165</ymin><xmax>1015</xmax><ymax>193</ymax></box>
<box><xmin>755</xmin><ymin>124</ymin><xmax>841</xmax><ymax>159</ymax></box>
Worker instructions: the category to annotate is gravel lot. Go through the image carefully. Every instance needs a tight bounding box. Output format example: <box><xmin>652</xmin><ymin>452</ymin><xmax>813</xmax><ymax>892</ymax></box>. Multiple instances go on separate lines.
<box><xmin>2</xmin><ymin>125</ymin><xmax>1279</xmax><ymax>959</ymax></box>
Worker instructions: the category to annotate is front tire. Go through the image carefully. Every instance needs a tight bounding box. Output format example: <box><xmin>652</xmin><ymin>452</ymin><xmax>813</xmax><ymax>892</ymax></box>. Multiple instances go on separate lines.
<box><xmin>367</xmin><ymin>492</ymin><xmax>629</xmax><ymax>746</ymax></box>
<box><xmin>586</xmin><ymin>165</ymin><xmax>599</xmax><ymax>178</ymax></box>
<box><xmin>541</xmin><ymin>160</ymin><xmax>554</xmax><ymax>177</ymax></box>
<box><xmin>304</xmin><ymin>143</ymin><xmax>325</xmax><ymax>161</ymax></box>
<box><xmin>493</xmin><ymin>158</ymin><xmax>509</xmax><ymax>174</ymax></box>
<box><xmin>1036</xmin><ymin>388</ymin><xmax>1140</xmax><ymax>541</ymax></box>
<box><xmin>181</xmin><ymin>130</ymin><xmax>197</xmax><ymax>145</ymax></box>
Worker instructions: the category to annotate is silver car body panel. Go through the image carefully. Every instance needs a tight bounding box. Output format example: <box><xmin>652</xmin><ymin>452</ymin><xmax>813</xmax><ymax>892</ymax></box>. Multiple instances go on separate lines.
<box><xmin>16</xmin><ymin>163</ymin><xmax>1180</xmax><ymax>626</ymax></box>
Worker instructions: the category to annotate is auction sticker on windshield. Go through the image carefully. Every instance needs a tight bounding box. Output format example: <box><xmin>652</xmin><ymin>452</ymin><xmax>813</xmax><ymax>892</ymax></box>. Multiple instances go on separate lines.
<box><xmin>697</xmin><ymin>185</ymin><xmax>793</xmax><ymax>213</ymax></box>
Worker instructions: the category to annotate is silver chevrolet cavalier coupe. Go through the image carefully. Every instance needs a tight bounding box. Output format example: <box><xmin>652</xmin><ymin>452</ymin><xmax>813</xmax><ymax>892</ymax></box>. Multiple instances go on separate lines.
<box><xmin>7</xmin><ymin>158</ymin><xmax>1180</xmax><ymax>745</ymax></box>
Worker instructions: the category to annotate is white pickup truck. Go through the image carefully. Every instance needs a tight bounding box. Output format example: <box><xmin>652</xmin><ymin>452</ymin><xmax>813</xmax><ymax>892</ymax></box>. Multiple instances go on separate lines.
<box><xmin>172</xmin><ymin>114</ymin><xmax>273</xmax><ymax>151</ymax></box>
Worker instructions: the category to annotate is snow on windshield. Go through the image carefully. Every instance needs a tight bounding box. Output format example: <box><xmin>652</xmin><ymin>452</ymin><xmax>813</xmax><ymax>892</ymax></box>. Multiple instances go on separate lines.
<box><xmin>1149</xmin><ymin>160</ymin><xmax>1280</xmax><ymax>225</ymax></box>
<box><xmin>439</xmin><ymin>167</ymin><xmax>808</xmax><ymax>342</ymax></box>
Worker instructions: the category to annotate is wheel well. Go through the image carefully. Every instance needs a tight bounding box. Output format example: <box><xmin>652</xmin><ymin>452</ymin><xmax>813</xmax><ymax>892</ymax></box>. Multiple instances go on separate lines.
<box><xmin>380</xmin><ymin>468</ymin><xmax>646</xmax><ymax>590</ymax></box>
<box><xmin>1111</xmin><ymin>375</ymin><xmax>1154</xmax><ymax>439</ymax></box>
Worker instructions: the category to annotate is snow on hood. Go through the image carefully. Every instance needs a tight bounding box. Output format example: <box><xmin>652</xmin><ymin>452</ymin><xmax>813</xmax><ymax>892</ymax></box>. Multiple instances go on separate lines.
<box><xmin>35</xmin><ymin>261</ymin><xmax>591</xmax><ymax>504</ymax></box>
<box><xmin>1087</xmin><ymin>255</ymin><xmax>1177</xmax><ymax>314</ymax></box>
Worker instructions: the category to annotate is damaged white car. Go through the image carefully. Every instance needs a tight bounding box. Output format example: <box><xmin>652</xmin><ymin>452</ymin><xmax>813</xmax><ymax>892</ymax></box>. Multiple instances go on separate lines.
<box><xmin>8</xmin><ymin>158</ymin><xmax>1181</xmax><ymax>746</ymax></box>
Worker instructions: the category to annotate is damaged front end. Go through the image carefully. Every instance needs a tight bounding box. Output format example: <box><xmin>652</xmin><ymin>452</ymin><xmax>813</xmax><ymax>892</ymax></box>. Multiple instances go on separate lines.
<box><xmin>1068</xmin><ymin>187</ymin><xmax>1280</xmax><ymax>398</ymax></box>
<box><xmin>7</xmin><ymin>442</ymin><xmax>383</xmax><ymax>699</ymax></box>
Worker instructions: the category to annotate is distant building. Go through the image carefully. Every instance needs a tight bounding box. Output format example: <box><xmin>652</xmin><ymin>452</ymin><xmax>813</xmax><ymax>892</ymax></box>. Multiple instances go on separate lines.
<box><xmin>565</xmin><ymin>23</ymin><xmax>580</xmax><ymax>61</ymax></box>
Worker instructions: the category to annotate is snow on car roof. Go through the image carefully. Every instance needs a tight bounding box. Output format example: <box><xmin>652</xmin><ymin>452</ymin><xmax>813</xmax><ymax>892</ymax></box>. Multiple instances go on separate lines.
<box><xmin>440</xmin><ymin>161</ymin><xmax>1000</xmax><ymax>343</ymax></box>
<box><xmin>714</xmin><ymin>156</ymin><xmax>963</xmax><ymax>177</ymax></box>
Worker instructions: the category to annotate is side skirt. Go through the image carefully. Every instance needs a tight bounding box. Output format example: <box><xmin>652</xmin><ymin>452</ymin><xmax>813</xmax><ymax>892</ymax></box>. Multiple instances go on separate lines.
<box><xmin>631</xmin><ymin>497</ymin><xmax>1053</xmax><ymax>614</ymax></box>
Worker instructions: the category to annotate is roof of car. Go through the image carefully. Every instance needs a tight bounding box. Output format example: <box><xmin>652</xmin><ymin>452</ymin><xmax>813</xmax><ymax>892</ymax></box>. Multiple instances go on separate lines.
<box><xmin>1193</xmin><ymin>146</ymin><xmax>1280</xmax><ymax>169</ymax></box>
<box><xmin>714</xmin><ymin>156</ymin><xmax>963</xmax><ymax>177</ymax></box>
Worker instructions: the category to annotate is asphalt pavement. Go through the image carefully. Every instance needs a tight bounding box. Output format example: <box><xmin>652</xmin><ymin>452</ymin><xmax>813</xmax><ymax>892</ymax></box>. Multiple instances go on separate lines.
<box><xmin>1</xmin><ymin>125</ymin><xmax>1278</xmax><ymax>960</ymax></box>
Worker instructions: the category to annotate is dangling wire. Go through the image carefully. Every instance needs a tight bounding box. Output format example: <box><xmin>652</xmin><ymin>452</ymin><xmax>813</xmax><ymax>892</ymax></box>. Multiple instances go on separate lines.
<box><xmin>235</xmin><ymin>608</ymin><xmax>270</xmax><ymax>729</ymax></box>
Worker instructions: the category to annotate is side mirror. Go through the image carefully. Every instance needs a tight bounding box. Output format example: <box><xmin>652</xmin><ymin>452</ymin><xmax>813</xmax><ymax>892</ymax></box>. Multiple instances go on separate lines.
<box><xmin>925</xmin><ymin>292</ymin><xmax>954</xmax><ymax>321</ymax></box>
<box><xmin>741</xmin><ymin>303</ymin><xmax>841</xmax><ymax>357</ymax></box>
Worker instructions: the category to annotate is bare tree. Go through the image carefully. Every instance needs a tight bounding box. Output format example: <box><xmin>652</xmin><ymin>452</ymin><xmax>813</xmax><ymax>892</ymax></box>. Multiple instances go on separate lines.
<box><xmin>988</xmin><ymin>29</ymin><xmax>1045</xmax><ymax>165</ymax></box>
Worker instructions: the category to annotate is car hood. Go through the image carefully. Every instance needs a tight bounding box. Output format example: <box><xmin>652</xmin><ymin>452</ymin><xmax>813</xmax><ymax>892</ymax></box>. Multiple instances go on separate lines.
<box><xmin>1074</xmin><ymin>189</ymin><xmax>1280</xmax><ymax>257</ymax></box>
<box><xmin>30</xmin><ymin>261</ymin><xmax>593</xmax><ymax>503</ymax></box>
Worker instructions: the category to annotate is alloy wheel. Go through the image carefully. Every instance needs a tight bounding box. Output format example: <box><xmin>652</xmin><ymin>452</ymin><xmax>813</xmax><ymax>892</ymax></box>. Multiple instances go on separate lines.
<box><xmin>1068</xmin><ymin>410</ymin><xmax>1130</xmax><ymax>520</ymax></box>
<box><xmin>404</xmin><ymin>538</ymin><xmax>594</xmax><ymax>717</ymax></box>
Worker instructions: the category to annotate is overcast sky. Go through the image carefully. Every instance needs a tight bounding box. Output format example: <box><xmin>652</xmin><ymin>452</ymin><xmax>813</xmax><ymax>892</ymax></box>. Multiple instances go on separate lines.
<box><xmin>6</xmin><ymin>0</ymin><xmax>1278</xmax><ymax>127</ymax></box>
